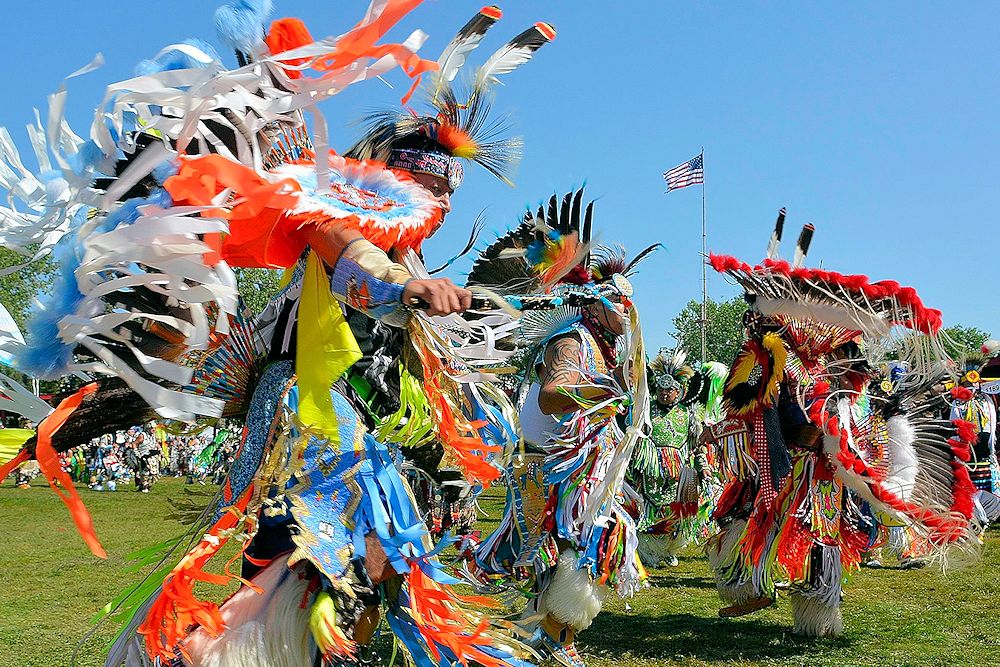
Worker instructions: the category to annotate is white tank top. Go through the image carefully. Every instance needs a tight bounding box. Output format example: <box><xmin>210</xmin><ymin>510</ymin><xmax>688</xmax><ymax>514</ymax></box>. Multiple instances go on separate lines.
<box><xmin>520</xmin><ymin>384</ymin><xmax>558</xmax><ymax>447</ymax></box>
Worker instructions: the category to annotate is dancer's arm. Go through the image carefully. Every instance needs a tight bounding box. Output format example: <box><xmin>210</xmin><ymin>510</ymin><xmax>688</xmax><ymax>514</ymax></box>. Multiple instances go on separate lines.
<box><xmin>537</xmin><ymin>334</ymin><xmax>584</xmax><ymax>415</ymax></box>
<box><xmin>300</xmin><ymin>223</ymin><xmax>471</xmax><ymax>317</ymax></box>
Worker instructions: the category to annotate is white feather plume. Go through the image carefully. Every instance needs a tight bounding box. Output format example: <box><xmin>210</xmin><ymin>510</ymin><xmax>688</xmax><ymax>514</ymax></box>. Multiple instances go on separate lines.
<box><xmin>436</xmin><ymin>11</ymin><xmax>499</xmax><ymax>86</ymax></box>
<box><xmin>474</xmin><ymin>25</ymin><xmax>554</xmax><ymax>90</ymax></box>
<box><xmin>883</xmin><ymin>414</ymin><xmax>919</xmax><ymax>502</ymax></box>
<box><xmin>538</xmin><ymin>550</ymin><xmax>607</xmax><ymax>631</ymax></box>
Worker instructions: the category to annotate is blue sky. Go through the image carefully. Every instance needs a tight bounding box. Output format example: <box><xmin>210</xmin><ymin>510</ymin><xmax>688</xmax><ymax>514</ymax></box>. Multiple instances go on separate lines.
<box><xmin>1</xmin><ymin>1</ymin><xmax>997</xmax><ymax>351</ymax></box>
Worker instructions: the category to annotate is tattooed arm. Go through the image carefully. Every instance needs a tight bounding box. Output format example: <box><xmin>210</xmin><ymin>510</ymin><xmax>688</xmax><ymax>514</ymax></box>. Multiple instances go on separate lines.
<box><xmin>537</xmin><ymin>333</ymin><xmax>584</xmax><ymax>416</ymax></box>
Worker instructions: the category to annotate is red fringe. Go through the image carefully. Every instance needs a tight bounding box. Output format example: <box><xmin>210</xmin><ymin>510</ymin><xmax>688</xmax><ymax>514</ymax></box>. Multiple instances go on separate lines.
<box><xmin>739</xmin><ymin>504</ymin><xmax>777</xmax><ymax>567</ymax></box>
<box><xmin>35</xmin><ymin>383</ymin><xmax>106</xmax><ymax>559</ymax></box>
<box><xmin>775</xmin><ymin>482</ymin><xmax>813</xmax><ymax>581</ymax></box>
<box><xmin>409</xmin><ymin>329</ymin><xmax>501</xmax><ymax>487</ymax></box>
<box><xmin>406</xmin><ymin>564</ymin><xmax>505</xmax><ymax>667</ymax></box>
<box><xmin>138</xmin><ymin>485</ymin><xmax>254</xmax><ymax>662</ymax></box>
<box><xmin>0</xmin><ymin>448</ymin><xmax>30</xmax><ymax>483</ymax></box>
<box><xmin>262</xmin><ymin>1</ymin><xmax>439</xmax><ymax>104</ymax></box>
<box><xmin>713</xmin><ymin>480</ymin><xmax>748</xmax><ymax>521</ymax></box>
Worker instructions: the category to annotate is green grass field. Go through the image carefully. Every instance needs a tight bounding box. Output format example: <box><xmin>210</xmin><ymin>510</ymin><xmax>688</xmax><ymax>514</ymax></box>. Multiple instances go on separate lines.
<box><xmin>2</xmin><ymin>478</ymin><xmax>998</xmax><ymax>667</ymax></box>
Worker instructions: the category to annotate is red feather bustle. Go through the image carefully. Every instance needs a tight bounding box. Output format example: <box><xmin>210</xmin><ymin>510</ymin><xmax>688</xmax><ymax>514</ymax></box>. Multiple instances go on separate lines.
<box><xmin>810</xmin><ymin>382</ymin><xmax>975</xmax><ymax>543</ymax></box>
<box><xmin>708</xmin><ymin>253</ymin><xmax>943</xmax><ymax>334</ymax></box>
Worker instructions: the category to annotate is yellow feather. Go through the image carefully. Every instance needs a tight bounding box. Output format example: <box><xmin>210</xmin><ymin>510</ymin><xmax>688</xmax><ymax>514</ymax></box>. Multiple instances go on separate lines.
<box><xmin>761</xmin><ymin>332</ymin><xmax>787</xmax><ymax>408</ymax></box>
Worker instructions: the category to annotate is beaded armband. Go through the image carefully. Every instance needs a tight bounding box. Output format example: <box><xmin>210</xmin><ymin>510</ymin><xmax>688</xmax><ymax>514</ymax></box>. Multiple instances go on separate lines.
<box><xmin>330</xmin><ymin>238</ymin><xmax>412</xmax><ymax>324</ymax></box>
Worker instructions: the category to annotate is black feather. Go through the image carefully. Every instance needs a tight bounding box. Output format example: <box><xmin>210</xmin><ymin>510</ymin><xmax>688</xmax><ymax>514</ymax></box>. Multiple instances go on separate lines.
<box><xmin>560</xmin><ymin>192</ymin><xmax>572</xmax><ymax>233</ymax></box>
<box><xmin>623</xmin><ymin>244</ymin><xmax>662</xmax><ymax>276</ymax></box>
<box><xmin>583</xmin><ymin>201</ymin><xmax>594</xmax><ymax>246</ymax></box>
<box><xmin>428</xmin><ymin>213</ymin><xmax>486</xmax><ymax>275</ymax></box>
<box><xmin>466</xmin><ymin>220</ymin><xmax>539</xmax><ymax>292</ymax></box>
<box><xmin>797</xmin><ymin>224</ymin><xmax>815</xmax><ymax>257</ymax></box>
<box><xmin>547</xmin><ymin>195</ymin><xmax>560</xmax><ymax>234</ymax></box>
<box><xmin>571</xmin><ymin>190</ymin><xmax>583</xmax><ymax>236</ymax></box>
<box><xmin>505</xmin><ymin>24</ymin><xmax>554</xmax><ymax>55</ymax></box>
<box><xmin>454</xmin><ymin>6</ymin><xmax>501</xmax><ymax>42</ymax></box>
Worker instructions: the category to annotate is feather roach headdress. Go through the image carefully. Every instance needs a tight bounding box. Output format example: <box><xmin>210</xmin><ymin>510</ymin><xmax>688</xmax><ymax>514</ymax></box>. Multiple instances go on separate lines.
<box><xmin>468</xmin><ymin>188</ymin><xmax>659</xmax><ymax>295</ymax></box>
<box><xmin>648</xmin><ymin>348</ymin><xmax>694</xmax><ymax>399</ymax></box>
<box><xmin>710</xmin><ymin>208</ymin><xmax>952</xmax><ymax>382</ymax></box>
<box><xmin>345</xmin><ymin>6</ymin><xmax>556</xmax><ymax>188</ymax></box>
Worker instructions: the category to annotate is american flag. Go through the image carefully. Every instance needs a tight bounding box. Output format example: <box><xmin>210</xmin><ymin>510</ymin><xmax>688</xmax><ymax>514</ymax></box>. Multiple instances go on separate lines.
<box><xmin>663</xmin><ymin>153</ymin><xmax>704</xmax><ymax>192</ymax></box>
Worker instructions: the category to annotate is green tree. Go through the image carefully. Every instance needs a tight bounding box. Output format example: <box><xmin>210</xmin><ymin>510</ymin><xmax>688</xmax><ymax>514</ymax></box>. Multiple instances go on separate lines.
<box><xmin>0</xmin><ymin>248</ymin><xmax>56</xmax><ymax>330</ymax></box>
<box><xmin>234</xmin><ymin>267</ymin><xmax>283</xmax><ymax>315</ymax></box>
<box><xmin>671</xmin><ymin>296</ymin><xmax>748</xmax><ymax>365</ymax></box>
<box><xmin>941</xmin><ymin>324</ymin><xmax>991</xmax><ymax>360</ymax></box>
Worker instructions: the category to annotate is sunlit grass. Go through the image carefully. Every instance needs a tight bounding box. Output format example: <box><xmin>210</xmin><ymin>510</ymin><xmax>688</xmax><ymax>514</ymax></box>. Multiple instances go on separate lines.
<box><xmin>1</xmin><ymin>478</ymin><xmax>997</xmax><ymax>666</ymax></box>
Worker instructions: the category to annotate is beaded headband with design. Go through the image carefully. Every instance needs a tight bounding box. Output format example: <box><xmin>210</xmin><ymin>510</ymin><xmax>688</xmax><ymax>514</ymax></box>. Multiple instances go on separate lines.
<box><xmin>386</xmin><ymin>148</ymin><xmax>465</xmax><ymax>190</ymax></box>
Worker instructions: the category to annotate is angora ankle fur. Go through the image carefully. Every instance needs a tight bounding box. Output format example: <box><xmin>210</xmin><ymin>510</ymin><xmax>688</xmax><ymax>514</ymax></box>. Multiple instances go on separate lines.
<box><xmin>183</xmin><ymin>559</ymin><xmax>314</xmax><ymax>667</ymax></box>
<box><xmin>707</xmin><ymin>519</ymin><xmax>757</xmax><ymax>605</ymax></box>
<box><xmin>538</xmin><ymin>550</ymin><xmax>608</xmax><ymax>631</ymax></box>
<box><xmin>791</xmin><ymin>593</ymin><xmax>843</xmax><ymax>638</ymax></box>
<box><xmin>638</xmin><ymin>532</ymin><xmax>685</xmax><ymax>566</ymax></box>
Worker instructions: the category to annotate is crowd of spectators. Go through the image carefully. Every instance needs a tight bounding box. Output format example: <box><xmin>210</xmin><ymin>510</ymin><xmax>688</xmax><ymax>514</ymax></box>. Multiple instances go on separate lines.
<box><xmin>9</xmin><ymin>422</ymin><xmax>239</xmax><ymax>492</ymax></box>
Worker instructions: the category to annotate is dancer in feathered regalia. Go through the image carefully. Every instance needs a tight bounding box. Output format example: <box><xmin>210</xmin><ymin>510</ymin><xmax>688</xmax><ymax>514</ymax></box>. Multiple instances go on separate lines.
<box><xmin>947</xmin><ymin>362</ymin><xmax>999</xmax><ymax>523</ymax></box>
<box><xmin>626</xmin><ymin>350</ymin><xmax>727</xmax><ymax>567</ymax></box>
<box><xmin>467</xmin><ymin>190</ymin><xmax>654</xmax><ymax>667</ymax></box>
<box><xmin>704</xmin><ymin>214</ymin><xmax>979</xmax><ymax>637</ymax></box>
<box><xmin>966</xmin><ymin>340</ymin><xmax>1000</xmax><ymax>523</ymax></box>
<box><xmin>0</xmin><ymin>3</ymin><xmax>557</xmax><ymax>666</ymax></box>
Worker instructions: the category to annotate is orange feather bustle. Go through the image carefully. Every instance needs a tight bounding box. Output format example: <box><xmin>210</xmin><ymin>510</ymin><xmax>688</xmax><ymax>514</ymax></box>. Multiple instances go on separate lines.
<box><xmin>165</xmin><ymin>154</ymin><xmax>304</xmax><ymax>269</ymax></box>
<box><xmin>166</xmin><ymin>153</ymin><xmax>441</xmax><ymax>265</ymax></box>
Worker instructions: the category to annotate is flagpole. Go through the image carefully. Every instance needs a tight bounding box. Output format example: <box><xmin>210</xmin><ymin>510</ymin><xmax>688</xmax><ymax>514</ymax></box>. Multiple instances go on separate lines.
<box><xmin>700</xmin><ymin>148</ymin><xmax>708</xmax><ymax>362</ymax></box>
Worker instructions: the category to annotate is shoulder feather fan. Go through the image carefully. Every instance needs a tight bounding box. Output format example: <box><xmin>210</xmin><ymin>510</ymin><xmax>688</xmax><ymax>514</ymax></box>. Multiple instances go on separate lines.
<box><xmin>466</xmin><ymin>217</ymin><xmax>539</xmax><ymax>293</ymax></box>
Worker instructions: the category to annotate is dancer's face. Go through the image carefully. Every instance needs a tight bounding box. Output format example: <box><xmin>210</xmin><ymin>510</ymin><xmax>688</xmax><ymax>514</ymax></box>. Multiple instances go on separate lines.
<box><xmin>657</xmin><ymin>387</ymin><xmax>680</xmax><ymax>407</ymax></box>
<box><xmin>587</xmin><ymin>298</ymin><xmax>627</xmax><ymax>336</ymax></box>
<box><xmin>410</xmin><ymin>172</ymin><xmax>453</xmax><ymax>237</ymax></box>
